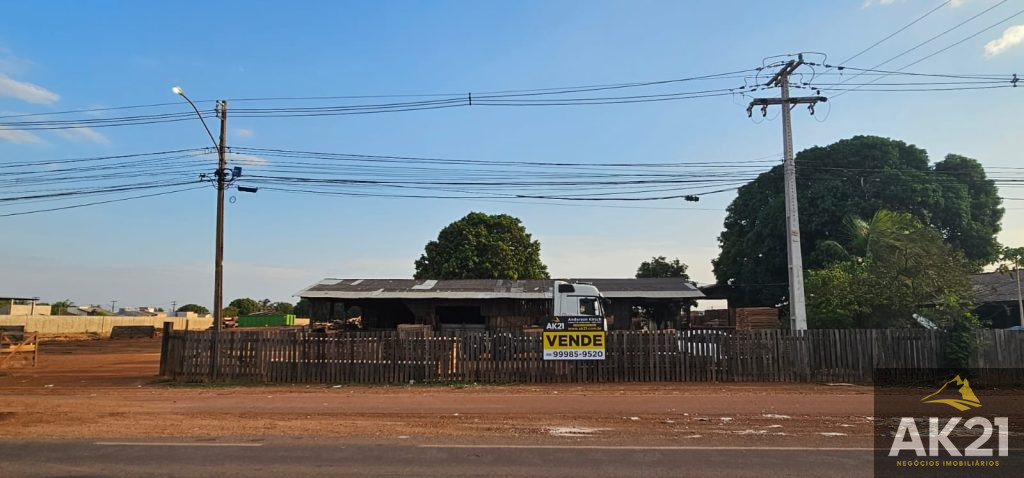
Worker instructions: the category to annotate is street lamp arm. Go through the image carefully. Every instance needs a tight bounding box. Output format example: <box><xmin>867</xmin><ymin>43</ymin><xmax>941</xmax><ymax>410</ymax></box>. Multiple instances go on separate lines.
<box><xmin>176</xmin><ymin>91</ymin><xmax>219</xmax><ymax>149</ymax></box>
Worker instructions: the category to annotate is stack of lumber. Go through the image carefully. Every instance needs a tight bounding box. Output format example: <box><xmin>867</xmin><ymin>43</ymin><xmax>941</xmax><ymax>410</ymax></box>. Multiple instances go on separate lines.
<box><xmin>735</xmin><ymin>307</ymin><xmax>779</xmax><ymax>330</ymax></box>
<box><xmin>110</xmin><ymin>325</ymin><xmax>155</xmax><ymax>339</ymax></box>
<box><xmin>699</xmin><ymin>309</ymin><xmax>730</xmax><ymax>327</ymax></box>
<box><xmin>397</xmin><ymin>323</ymin><xmax>433</xmax><ymax>338</ymax></box>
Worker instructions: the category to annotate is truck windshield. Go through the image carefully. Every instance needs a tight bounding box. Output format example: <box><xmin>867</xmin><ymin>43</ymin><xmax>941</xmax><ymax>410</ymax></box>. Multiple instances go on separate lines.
<box><xmin>579</xmin><ymin>297</ymin><xmax>598</xmax><ymax>316</ymax></box>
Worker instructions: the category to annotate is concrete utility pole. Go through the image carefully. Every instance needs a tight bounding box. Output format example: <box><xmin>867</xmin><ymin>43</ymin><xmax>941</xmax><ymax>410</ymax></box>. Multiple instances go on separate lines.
<box><xmin>211</xmin><ymin>99</ymin><xmax>228</xmax><ymax>379</ymax></box>
<box><xmin>747</xmin><ymin>54</ymin><xmax>826</xmax><ymax>331</ymax></box>
<box><xmin>1016</xmin><ymin>267</ymin><xmax>1023</xmax><ymax>327</ymax></box>
<box><xmin>172</xmin><ymin>86</ymin><xmax>231</xmax><ymax>379</ymax></box>
<box><xmin>110</xmin><ymin>300</ymin><xmax>118</xmax><ymax>314</ymax></box>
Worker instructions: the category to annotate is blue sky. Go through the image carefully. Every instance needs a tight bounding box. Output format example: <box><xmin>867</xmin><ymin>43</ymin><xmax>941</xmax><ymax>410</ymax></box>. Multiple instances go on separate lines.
<box><xmin>1</xmin><ymin>0</ymin><xmax>1022</xmax><ymax>310</ymax></box>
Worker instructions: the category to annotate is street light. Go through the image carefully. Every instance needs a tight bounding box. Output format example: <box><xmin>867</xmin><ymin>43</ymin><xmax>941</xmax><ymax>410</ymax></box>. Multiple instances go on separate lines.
<box><xmin>171</xmin><ymin>86</ymin><xmax>218</xmax><ymax>149</ymax></box>
<box><xmin>173</xmin><ymin>85</ymin><xmax>228</xmax><ymax>379</ymax></box>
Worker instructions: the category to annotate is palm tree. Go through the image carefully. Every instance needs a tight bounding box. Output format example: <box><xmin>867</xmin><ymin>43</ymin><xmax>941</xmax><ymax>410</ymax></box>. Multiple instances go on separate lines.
<box><xmin>50</xmin><ymin>299</ymin><xmax>74</xmax><ymax>315</ymax></box>
<box><xmin>806</xmin><ymin>209</ymin><xmax>972</xmax><ymax>328</ymax></box>
<box><xmin>845</xmin><ymin>210</ymin><xmax>937</xmax><ymax>266</ymax></box>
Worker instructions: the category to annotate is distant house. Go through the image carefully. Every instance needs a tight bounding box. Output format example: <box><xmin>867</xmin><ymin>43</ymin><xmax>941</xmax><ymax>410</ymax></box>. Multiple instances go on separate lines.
<box><xmin>0</xmin><ymin>296</ymin><xmax>48</xmax><ymax>316</ymax></box>
<box><xmin>972</xmin><ymin>272</ymin><xmax>1023</xmax><ymax>328</ymax></box>
<box><xmin>117</xmin><ymin>307</ymin><xmax>166</xmax><ymax>318</ymax></box>
<box><xmin>296</xmin><ymin>278</ymin><xmax>704</xmax><ymax>331</ymax></box>
<box><xmin>65</xmin><ymin>305</ymin><xmax>110</xmax><ymax>316</ymax></box>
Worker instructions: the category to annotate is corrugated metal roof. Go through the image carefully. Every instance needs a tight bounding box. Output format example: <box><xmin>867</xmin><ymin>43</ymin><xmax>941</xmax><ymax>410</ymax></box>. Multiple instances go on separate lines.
<box><xmin>973</xmin><ymin>272</ymin><xmax>1022</xmax><ymax>304</ymax></box>
<box><xmin>296</xmin><ymin>278</ymin><xmax>703</xmax><ymax>300</ymax></box>
<box><xmin>0</xmin><ymin>296</ymin><xmax>41</xmax><ymax>301</ymax></box>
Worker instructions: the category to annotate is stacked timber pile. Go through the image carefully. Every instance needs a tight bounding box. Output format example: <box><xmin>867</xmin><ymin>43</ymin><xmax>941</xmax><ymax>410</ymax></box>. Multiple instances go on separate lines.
<box><xmin>397</xmin><ymin>323</ymin><xmax>433</xmax><ymax>338</ymax></box>
<box><xmin>700</xmin><ymin>309</ymin><xmax>730</xmax><ymax>327</ymax></box>
<box><xmin>735</xmin><ymin>307</ymin><xmax>779</xmax><ymax>330</ymax></box>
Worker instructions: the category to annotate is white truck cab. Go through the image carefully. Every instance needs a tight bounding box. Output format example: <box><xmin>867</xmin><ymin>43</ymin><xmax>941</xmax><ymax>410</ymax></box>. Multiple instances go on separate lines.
<box><xmin>552</xmin><ymin>280</ymin><xmax>605</xmax><ymax>321</ymax></box>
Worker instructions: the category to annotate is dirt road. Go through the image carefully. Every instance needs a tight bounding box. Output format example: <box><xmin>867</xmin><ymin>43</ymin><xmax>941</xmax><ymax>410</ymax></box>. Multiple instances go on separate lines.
<box><xmin>0</xmin><ymin>338</ymin><xmax>874</xmax><ymax>448</ymax></box>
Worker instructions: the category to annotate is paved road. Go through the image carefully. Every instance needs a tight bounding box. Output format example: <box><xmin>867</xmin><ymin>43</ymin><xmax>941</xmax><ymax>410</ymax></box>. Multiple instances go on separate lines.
<box><xmin>0</xmin><ymin>439</ymin><xmax>872</xmax><ymax>477</ymax></box>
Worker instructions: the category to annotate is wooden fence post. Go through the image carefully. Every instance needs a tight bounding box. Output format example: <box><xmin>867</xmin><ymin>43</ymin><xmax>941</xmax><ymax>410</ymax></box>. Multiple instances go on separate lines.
<box><xmin>159</xmin><ymin>321</ymin><xmax>172</xmax><ymax>377</ymax></box>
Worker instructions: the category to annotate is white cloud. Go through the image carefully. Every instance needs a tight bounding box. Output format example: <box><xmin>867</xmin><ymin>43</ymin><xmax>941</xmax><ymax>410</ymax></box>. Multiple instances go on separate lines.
<box><xmin>0</xmin><ymin>128</ymin><xmax>43</xmax><ymax>144</ymax></box>
<box><xmin>0</xmin><ymin>72</ymin><xmax>59</xmax><ymax>104</ymax></box>
<box><xmin>0</xmin><ymin>46</ymin><xmax>33</xmax><ymax>74</ymax></box>
<box><xmin>55</xmin><ymin>126</ymin><xmax>110</xmax><ymax>144</ymax></box>
<box><xmin>985</xmin><ymin>24</ymin><xmax>1024</xmax><ymax>57</ymax></box>
<box><xmin>951</xmin><ymin>0</ymin><xmax>967</xmax><ymax>7</ymax></box>
<box><xmin>229</xmin><ymin>153</ymin><xmax>269</xmax><ymax>166</ymax></box>
<box><xmin>234</xmin><ymin>127</ymin><xmax>254</xmax><ymax>138</ymax></box>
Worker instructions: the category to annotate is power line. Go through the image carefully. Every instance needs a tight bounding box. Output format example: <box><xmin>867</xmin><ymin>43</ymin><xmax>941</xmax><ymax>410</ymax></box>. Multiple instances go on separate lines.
<box><xmin>836</xmin><ymin>0</ymin><xmax>953</xmax><ymax>67</ymax></box>
<box><xmin>830</xmin><ymin>0</ymin><xmax>1015</xmax><ymax>98</ymax></box>
<box><xmin>7</xmin><ymin>139</ymin><xmax>1024</xmax><ymax>217</ymax></box>
<box><xmin>230</xmin><ymin>147</ymin><xmax>782</xmax><ymax>168</ymax></box>
<box><xmin>801</xmin><ymin>79</ymin><xmax>1007</xmax><ymax>86</ymax></box>
<box><xmin>0</xmin><ymin>68</ymin><xmax>760</xmax><ymax>129</ymax></box>
<box><xmin>847</xmin><ymin>0</ymin><xmax>1007</xmax><ymax>77</ymax></box>
<box><xmin>895</xmin><ymin>6</ymin><xmax>1024</xmax><ymax>71</ymax></box>
<box><xmin>807</xmin><ymin>84</ymin><xmax>1014</xmax><ymax>93</ymax></box>
<box><xmin>0</xmin><ymin>63</ymin><xmax>1017</xmax><ymax>131</ymax></box>
<box><xmin>808</xmin><ymin>65</ymin><xmax>1012</xmax><ymax>81</ymax></box>
<box><xmin>0</xmin><ymin>148</ymin><xmax>211</xmax><ymax>169</ymax></box>
<box><xmin>0</xmin><ymin>181</ymin><xmax>199</xmax><ymax>203</ymax></box>
<box><xmin>256</xmin><ymin>186</ymin><xmax>728</xmax><ymax>211</ymax></box>
<box><xmin>0</xmin><ymin>186</ymin><xmax>205</xmax><ymax>218</ymax></box>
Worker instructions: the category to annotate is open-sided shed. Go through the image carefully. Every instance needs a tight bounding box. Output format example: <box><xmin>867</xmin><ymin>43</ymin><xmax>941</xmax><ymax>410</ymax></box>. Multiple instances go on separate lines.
<box><xmin>972</xmin><ymin>272</ymin><xmax>1024</xmax><ymax>328</ymax></box>
<box><xmin>297</xmin><ymin>278</ymin><xmax>704</xmax><ymax>331</ymax></box>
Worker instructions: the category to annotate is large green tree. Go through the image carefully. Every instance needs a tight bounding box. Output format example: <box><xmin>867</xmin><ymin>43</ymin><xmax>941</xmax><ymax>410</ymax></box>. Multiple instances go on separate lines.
<box><xmin>50</xmin><ymin>299</ymin><xmax>73</xmax><ymax>315</ymax></box>
<box><xmin>635</xmin><ymin>256</ymin><xmax>691</xmax><ymax>326</ymax></box>
<box><xmin>414</xmin><ymin>212</ymin><xmax>549</xmax><ymax>280</ymax></box>
<box><xmin>228</xmin><ymin>298</ymin><xmax>261</xmax><ymax>316</ymax></box>
<box><xmin>293</xmin><ymin>299</ymin><xmax>310</xmax><ymax>318</ymax></box>
<box><xmin>714</xmin><ymin>136</ymin><xmax>1003</xmax><ymax>306</ymax></box>
<box><xmin>176</xmin><ymin>304</ymin><xmax>209</xmax><ymax>315</ymax></box>
<box><xmin>805</xmin><ymin>210</ymin><xmax>974</xmax><ymax>329</ymax></box>
<box><xmin>636</xmin><ymin>256</ymin><xmax>691</xmax><ymax>280</ymax></box>
<box><xmin>271</xmin><ymin>301</ymin><xmax>294</xmax><ymax>315</ymax></box>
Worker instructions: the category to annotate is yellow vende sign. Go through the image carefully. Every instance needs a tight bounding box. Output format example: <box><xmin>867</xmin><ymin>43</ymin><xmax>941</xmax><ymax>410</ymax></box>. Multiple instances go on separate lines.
<box><xmin>543</xmin><ymin>331</ymin><xmax>606</xmax><ymax>360</ymax></box>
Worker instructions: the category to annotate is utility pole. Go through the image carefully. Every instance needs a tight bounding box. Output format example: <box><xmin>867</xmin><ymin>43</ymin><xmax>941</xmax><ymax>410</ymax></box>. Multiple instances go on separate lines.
<box><xmin>1016</xmin><ymin>267</ymin><xmax>1023</xmax><ymax>327</ymax></box>
<box><xmin>212</xmin><ymin>99</ymin><xmax>228</xmax><ymax>379</ymax></box>
<box><xmin>172</xmin><ymin>87</ymin><xmax>250</xmax><ymax>381</ymax></box>
<box><xmin>170</xmin><ymin>301</ymin><xmax>177</xmax><ymax>316</ymax></box>
<box><xmin>747</xmin><ymin>54</ymin><xmax>826</xmax><ymax>331</ymax></box>
<box><xmin>110</xmin><ymin>300</ymin><xmax>118</xmax><ymax>314</ymax></box>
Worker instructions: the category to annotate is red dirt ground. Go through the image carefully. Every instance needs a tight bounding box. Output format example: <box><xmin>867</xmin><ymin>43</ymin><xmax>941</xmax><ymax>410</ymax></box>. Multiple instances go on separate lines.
<box><xmin>0</xmin><ymin>338</ymin><xmax>875</xmax><ymax>446</ymax></box>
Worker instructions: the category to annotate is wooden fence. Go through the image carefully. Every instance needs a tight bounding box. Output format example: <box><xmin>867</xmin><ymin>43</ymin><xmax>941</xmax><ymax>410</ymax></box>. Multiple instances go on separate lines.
<box><xmin>0</xmin><ymin>331</ymin><xmax>38</xmax><ymax>368</ymax></box>
<box><xmin>159</xmin><ymin>327</ymin><xmax>1024</xmax><ymax>384</ymax></box>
